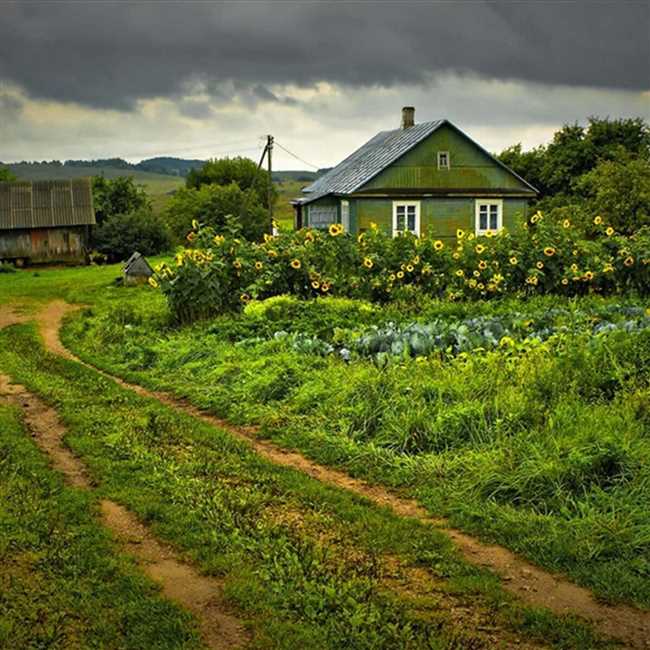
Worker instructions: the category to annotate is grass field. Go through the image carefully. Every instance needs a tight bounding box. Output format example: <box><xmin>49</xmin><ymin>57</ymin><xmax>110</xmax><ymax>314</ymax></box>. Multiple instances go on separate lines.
<box><xmin>1</xmin><ymin>263</ymin><xmax>648</xmax><ymax>648</ymax></box>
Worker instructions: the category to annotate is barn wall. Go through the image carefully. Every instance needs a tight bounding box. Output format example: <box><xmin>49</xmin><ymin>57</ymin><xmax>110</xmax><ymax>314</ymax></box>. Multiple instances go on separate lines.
<box><xmin>0</xmin><ymin>226</ymin><xmax>89</xmax><ymax>264</ymax></box>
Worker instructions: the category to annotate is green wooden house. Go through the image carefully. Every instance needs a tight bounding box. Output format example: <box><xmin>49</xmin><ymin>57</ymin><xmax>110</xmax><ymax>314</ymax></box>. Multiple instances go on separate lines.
<box><xmin>293</xmin><ymin>107</ymin><xmax>537</xmax><ymax>238</ymax></box>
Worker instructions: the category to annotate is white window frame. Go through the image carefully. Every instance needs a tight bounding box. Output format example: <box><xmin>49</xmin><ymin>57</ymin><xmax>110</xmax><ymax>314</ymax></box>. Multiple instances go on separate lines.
<box><xmin>340</xmin><ymin>199</ymin><xmax>350</xmax><ymax>233</ymax></box>
<box><xmin>437</xmin><ymin>151</ymin><xmax>450</xmax><ymax>170</ymax></box>
<box><xmin>392</xmin><ymin>200</ymin><xmax>420</xmax><ymax>237</ymax></box>
<box><xmin>474</xmin><ymin>199</ymin><xmax>503</xmax><ymax>235</ymax></box>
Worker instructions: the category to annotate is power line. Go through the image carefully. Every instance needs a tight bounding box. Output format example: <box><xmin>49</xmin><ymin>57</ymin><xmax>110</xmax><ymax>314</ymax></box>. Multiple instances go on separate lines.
<box><xmin>274</xmin><ymin>141</ymin><xmax>320</xmax><ymax>170</ymax></box>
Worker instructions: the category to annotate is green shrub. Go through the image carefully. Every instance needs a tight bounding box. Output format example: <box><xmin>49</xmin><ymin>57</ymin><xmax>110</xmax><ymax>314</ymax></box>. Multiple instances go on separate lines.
<box><xmin>93</xmin><ymin>209</ymin><xmax>171</xmax><ymax>262</ymax></box>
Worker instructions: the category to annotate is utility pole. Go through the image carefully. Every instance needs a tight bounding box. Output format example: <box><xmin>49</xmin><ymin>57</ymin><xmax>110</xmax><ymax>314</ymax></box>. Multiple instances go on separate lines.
<box><xmin>258</xmin><ymin>134</ymin><xmax>274</xmax><ymax>234</ymax></box>
<box><xmin>267</xmin><ymin>134</ymin><xmax>274</xmax><ymax>234</ymax></box>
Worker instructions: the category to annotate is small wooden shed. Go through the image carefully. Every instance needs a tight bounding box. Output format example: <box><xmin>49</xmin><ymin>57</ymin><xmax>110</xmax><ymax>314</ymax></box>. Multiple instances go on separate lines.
<box><xmin>122</xmin><ymin>251</ymin><xmax>154</xmax><ymax>285</ymax></box>
<box><xmin>0</xmin><ymin>178</ymin><xmax>96</xmax><ymax>264</ymax></box>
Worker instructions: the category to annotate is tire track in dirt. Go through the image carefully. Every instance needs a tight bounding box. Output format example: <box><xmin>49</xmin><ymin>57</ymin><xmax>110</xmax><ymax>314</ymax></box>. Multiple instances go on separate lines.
<box><xmin>26</xmin><ymin>300</ymin><xmax>650</xmax><ymax>648</ymax></box>
<box><xmin>0</xmin><ymin>370</ymin><xmax>249</xmax><ymax>650</ymax></box>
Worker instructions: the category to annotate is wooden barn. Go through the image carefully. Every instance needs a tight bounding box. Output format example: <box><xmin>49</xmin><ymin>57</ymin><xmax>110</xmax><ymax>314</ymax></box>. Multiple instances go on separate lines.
<box><xmin>293</xmin><ymin>107</ymin><xmax>538</xmax><ymax>237</ymax></box>
<box><xmin>0</xmin><ymin>178</ymin><xmax>95</xmax><ymax>264</ymax></box>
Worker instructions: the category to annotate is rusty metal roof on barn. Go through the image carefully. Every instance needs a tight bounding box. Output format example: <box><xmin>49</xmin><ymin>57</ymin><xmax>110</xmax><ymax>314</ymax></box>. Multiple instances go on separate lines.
<box><xmin>298</xmin><ymin>120</ymin><xmax>444</xmax><ymax>203</ymax></box>
<box><xmin>0</xmin><ymin>179</ymin><xmax>96</xmax><ymax>230</ymax></box>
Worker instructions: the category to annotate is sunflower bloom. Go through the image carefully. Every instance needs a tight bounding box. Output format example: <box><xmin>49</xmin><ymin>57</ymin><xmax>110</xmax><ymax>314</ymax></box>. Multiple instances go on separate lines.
<box><xmin>233</xmin><ymin>260</ymin><xmax>242</xmax><ymax>269</ymax></box>
<box><xmin>456</xmin><ymin>229</ymin><xmax>465</xmax><ymax>239</ymax></box>
<box><xmin>624</xmin><ymin>256</ymin><xmax>634</xmax><ymax>267</ymax></box>
<box><xmin>536</xmin><ymin>261</ymin><xmax>544</xmax><ymax>270</ymax></box>
<box><xmin>543</xmin><ymin>247</ymin><xmax>555</xmax><ymax>257</ymax></box>
<box><xmin>475</xmin><ymin>244</ymin><xmax>485</xmax><ymax>254</ymax></box>
<box><xmin>509</xmin><ymin>257</ymin><xmax>518</xmax><ymax>265</ymax></box>
<box><xmin>363</xmin><ymin>257</ymin><xmax>374</xmax><ymax>269</ymax></box>
<box><xmin>148</xmin><ymin>277</ymin><xmax>159</xmax><ymax>288</ymax></box>
<box><xmin>562</xmin><ymin>219</ymin><xmax>571</xmax><ymax>229</ymax></box>
<box><xmin>478</xmin><ymin>260</ymin><xmax>487</xmax><ymax>270</ymax></box>
<box><xmin>311</xmin><ymin>281</ymin><xmax>320</xmax><ymax>289</ymax></box>
<box><xmin>606</xmin><ymin>227</ymin><xmax>614</xmax><ymax>236</ymax></box>
<box><xmin>594</xmin><ymin>215</ymin><xmax>603</xmax><ymax>225</ymax></box>
<box><xmin>434</xmin><ymin>240</ymin><xmax>444</xmax><ymax>251</ymax></box>
<box><xmin>455</xmin><ymin>269</ymin><xmax>464</xmax><ymax>277</ymax></box>
<box><xmin>255</xmin><ymin>261</ymin><xmax>263</xmax><ymax>270</ymax></box>
<box><xmin>396</xmin><ymin>270</ymin><xmax>404</xmax><ymax>279</ymax></box>
<box><xmin>290</xmin><ymin>259</ymin><xmax>301</xmax><ymax>269</ymax></box>
<box><xmin>584</xmin><ymin>271</ymin><xmax>594</xmax><ymax>280</ymax></box>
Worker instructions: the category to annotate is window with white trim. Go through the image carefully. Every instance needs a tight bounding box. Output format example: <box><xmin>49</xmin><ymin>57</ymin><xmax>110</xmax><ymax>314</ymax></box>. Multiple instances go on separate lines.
<box><xmin>437</xmin><ymin>151</ymin><xmax>450</xmax><ymax>170</ymax></box>
<box><xmin>475</xmin><ymin>199</ymin><xmax>503</xmax><ymax>235</ymax></box>
<box><xmin>340</xmin><ymin>200</ymin><xmax>350</xmax><ymax>232</ymax></box>
<box><xmin>393</xmin><ymin>201</ymin><xmax>420</xmax><ymax>236</ymax></box>
<box><xmin>308</xmin><ymin>204</ymin><xmax>337</xmax><ymax>230</ymax></box>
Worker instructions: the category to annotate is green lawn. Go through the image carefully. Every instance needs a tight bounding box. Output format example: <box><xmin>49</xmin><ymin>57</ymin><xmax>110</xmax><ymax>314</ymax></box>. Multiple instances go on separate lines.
<box><xmin>1</xmin><ymin>263</ymin><xmax>647</xmax><ymax>647</ymax></box>
<box><xmin>0</xmin><ymin>402</ymin><xmax>202</xmax><ymax>649</ymax></box>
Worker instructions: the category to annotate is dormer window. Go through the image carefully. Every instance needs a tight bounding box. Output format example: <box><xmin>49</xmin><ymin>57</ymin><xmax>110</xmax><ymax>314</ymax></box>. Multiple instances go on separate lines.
<box><xmin>437</xmin><ymin>151</ymin><xmax>450</xmax><ymax>170</ymax></box>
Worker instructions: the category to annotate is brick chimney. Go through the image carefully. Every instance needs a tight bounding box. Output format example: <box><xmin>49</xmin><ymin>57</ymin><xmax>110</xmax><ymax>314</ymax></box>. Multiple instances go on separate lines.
<box><xmin>401</xmin><ymin>106</ymin><xmax>415</xmax><ymax>129</ymax></box>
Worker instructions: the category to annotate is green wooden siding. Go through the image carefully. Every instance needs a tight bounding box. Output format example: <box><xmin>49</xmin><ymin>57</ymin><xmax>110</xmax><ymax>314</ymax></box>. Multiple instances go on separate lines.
<box><xmin>361</xmin><ymin>124</ymin><xmax>531</xmax><ymax>192</ymax></box>
<box><xmin>351</xmin><ymin>196</ymin><xmax>527</xmax><ymax>237</ymax></box>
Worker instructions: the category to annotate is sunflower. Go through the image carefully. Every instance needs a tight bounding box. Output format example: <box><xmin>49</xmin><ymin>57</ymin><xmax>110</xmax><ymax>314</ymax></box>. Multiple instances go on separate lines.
<box><xmin>485</xmin><ymin>230</ymin><xmax>494</xmax><ymax>238</ymax></box>
<box><xmin>255</xmin><ymin>261</ymin><xmax>263</xmax><ymax>270</ymax></box>
<box><xmin>606</xmin><ymin>227</ymin><xmax>614</xmax><ymax>236</ymax></box>
<box><xmin>467</xmin><ymin>233</ymin><xmax>475</xmax><ymax>241</ymax></box>
<box><xmin>406</xmin><ymin>264</ymin><xmax>414</xmax><ymax>272</ymax></box>
<box><xmin>321</xmin><ymin>282</ymin><xmax>330</xmax><ymax>292</ymax></box>
<box><xmin>290</xmin><ymin>259</ymin><xmax>301</xmax><ymax>269</ymax></box>
<box><xmin>603</xmin><ymin>264</ymin><xmax>614</xmax><ymax>273</ymax></box>
<box><xmin>624</xmin><ymin>256</ymin><xmax>634</xmax><ymax>267</ymax></box>
<box><xmin>233</xmin><ymin>260</ymin><xmax>242</xmax><ymax>269</ymax></box>
<box><xmin>562</xmin><ymin>219</ymin><xmax>571</xmax><ymax>229</ymax></box>
<box><xmin>543</xmin><ymin>247</ymin><xmax>556</xmax><ymax>257</ymax></box>
<box><xmin>328</xmin><ymin>223</ymin><xmax>343</xmax><ymax>236</ymax></box>
<box><xmin>473</xmin><ymin>270</ymin><xmax>481</xmax><ymax>277</ymax></box>
<box><xmin>536</xmin><ymin>261</ymin><xmax>544</xmax><ymax>270</ymax></box>
<box><xmin>456</xmin><ymin>228</ymin><xmax>465</xmax><ymax>239</ymax></box>
<box><xmin>389</xmin><ymin>274</ymin><xmax>396</xmax><ymax>282</ymax></box>
<box><xmin>509</xmin><ymin>256</ymin><xmax>518</xmax><ymax>265</ymax></box>
<box><xmin>268</xmin><ymin>249</ymin><xmax>278</xmax><ymax>257</ymax></box>
<box><xmin>570</xmin><ymin>263</ymin><xmax>578</xmax><ymax>272</ymax></box>
<box><xmin>240</xmin><ymin>293</ymin><xmax>251</xmax><ymax>303</ymax></box>
<box><xmin>434</xmin><ymin>240</ymin><xmax>444</xmax><ymax>251</ymax></box>
<box><xmin>594</xmin><ymin>215</ymin><xmax>603</xmax><ymax>225</ymax></box>
<box><xmin>311</xmin><ymin>281</ymin><xmax>320</xmax><ymax>289</ymax></box>
<box><xmin>455</xmin><ymin>269</ymin><xmax>464</xmax><ymax>277</ymax></box>
<box><xmin>396</xmin><ymin>270</ymin><xmax>405</xmax><ymax>279</ymax></box>
<box><xmin>477</xmin><ymin>283</ymin><xmax>485</xmax><ymax>290</ymax></box>
<box><xmin>584</xmin><ymin>271</ymin><xmax>594</xmax><ymax>280</ymax></box>
<box><xmin>305</xmin><ymin>231</ymin><xmax>315</xmax><ymax>242</ymax></box>
<box><xmin>213</xmin><ymin>235</ymin><xmax>224</xmax><ymax>245</ymax></box>
<box><xmin>413</xmin><ymin>255</ymin><xmax>420</xmax><ymax>264</ymax></box>
<box><xmin>452</xmin><ymin>252</ymin><xmax>460</xmax><ymax>260</ymax></box>
<box><xmin>363</xmin><ymin>257</ymin><xmax>374</xmax><ymax>269</ymax></box>
<box><xmin>478</xmin><ymin>260</ymin><xmax>487</xmax><ymax>270</ymax></box>
<box><xmin>186</xmin><ymin>231</ymin><xmax>196</xmax><ymax>242</ymax></box>
<box><xmin>468</xmin><ymin>278</ymin><xmax>477</xmax><ymax>288</ymax></box>
<box><xmin>148</xmin><ymin>277</ymin><xmax>159</xmax><ymax>288</ymax></box>
<box><xmin>561</xmin><ymin>278</ymin><xmax>569</xmax><ymax>285</ymax></box>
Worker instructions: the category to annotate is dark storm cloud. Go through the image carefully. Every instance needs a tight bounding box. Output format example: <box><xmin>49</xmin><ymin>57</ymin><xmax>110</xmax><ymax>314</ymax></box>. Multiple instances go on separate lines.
<box><xmin>0</xmin><ymin>1</ymin><xmax>647</xmax><ymax>111</ymax></box>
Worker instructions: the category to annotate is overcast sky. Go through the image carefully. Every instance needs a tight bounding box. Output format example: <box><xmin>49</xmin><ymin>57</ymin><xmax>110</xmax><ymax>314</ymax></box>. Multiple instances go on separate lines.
<box><xmin>1</xmin><ymin>1</ymin><xmax>648</xmax><ymax>169</ymax></box>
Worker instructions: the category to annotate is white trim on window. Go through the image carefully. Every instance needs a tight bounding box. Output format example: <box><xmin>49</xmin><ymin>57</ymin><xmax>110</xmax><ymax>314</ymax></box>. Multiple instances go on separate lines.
<box><xmin>392</xmin><ymin>200</ymin><xmax>420</xmax><ymax>236</ymax></box>
<box><xmin>437</xmin><ymin>151</ymin><xmax>450</xmax><ymax>170</ymax></box>
<box><xmin>474</xmin><ymin>199</ymin><xmax>503</xmax><ymax>235</ymax></box>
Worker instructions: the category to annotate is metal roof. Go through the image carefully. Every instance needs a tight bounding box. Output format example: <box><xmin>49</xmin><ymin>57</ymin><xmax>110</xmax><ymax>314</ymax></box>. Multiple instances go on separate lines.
<box><xmin>301</xmin><ymin>121</ymin><xmax>443</xmax><ymax>201</ymax></box>
<box><xmin>298</xmin><ymin>119</ymin><xmax>537</xmax><ymax>205</ymax></box>
<box><xmin>0</xmin><ymin>179</ymin><xmax>96</xmax><ymax>231</ymax></box>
